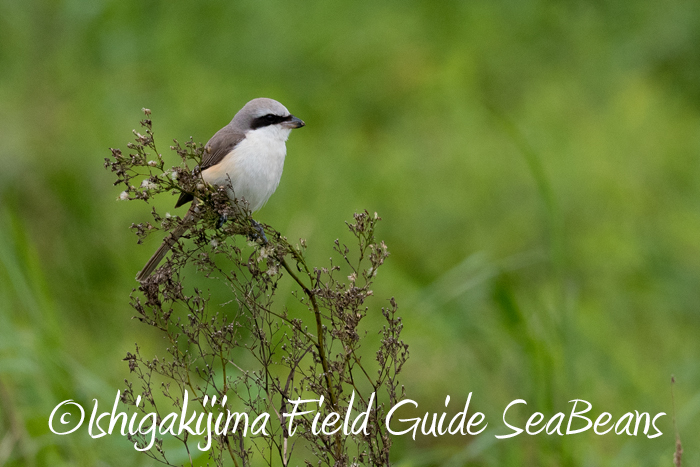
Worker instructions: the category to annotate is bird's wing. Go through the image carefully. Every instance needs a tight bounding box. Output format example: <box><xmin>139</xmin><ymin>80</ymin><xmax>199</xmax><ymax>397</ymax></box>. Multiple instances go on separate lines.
<box><xmin>174</xmin><ymin>126</ymin><xmax>247</xmax><ymax>208</ymax></box>
<box><xmin>200</xmin><ymin>126</ymin><xmax>247</xmax><ymax>170</ymax></box>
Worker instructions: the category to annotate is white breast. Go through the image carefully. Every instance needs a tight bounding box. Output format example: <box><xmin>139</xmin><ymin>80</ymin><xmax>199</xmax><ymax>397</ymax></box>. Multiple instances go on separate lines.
<box><xmin>202</xmin><ymin>125</ymin><xmax>290</xmax><ymax>212</ymax></box>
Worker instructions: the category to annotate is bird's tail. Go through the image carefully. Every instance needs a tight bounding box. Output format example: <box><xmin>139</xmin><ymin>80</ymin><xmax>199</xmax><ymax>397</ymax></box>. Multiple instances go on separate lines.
<box><xmin>136</xmin><ymin>207</ymin><xmax>195</xmax><ymax>282</ymax></box>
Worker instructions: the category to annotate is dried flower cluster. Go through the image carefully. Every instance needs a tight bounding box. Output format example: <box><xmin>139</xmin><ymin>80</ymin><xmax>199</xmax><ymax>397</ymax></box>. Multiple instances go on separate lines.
<box><xmin>105</xmin><ymin>110</ymin><xmax>409</xmax><ymax>466</ymax></box>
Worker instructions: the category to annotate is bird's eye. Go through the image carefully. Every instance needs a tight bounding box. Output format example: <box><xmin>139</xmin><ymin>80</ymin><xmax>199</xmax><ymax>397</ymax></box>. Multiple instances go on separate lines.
<box><xmin>264</xmin><ymin>114</ymin><xmax>276</xmax><ymax>122</ymax></box>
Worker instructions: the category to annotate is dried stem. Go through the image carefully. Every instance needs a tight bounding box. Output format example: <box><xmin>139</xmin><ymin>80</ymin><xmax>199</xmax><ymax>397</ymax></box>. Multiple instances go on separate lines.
<box><xmin>106</xmin><ymin>110</ymin><xmax>409</xmax><ymax>466</ymax></box>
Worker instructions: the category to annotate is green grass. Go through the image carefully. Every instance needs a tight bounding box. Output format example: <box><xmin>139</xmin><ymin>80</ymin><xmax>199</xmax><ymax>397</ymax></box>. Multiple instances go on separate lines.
<box><xmin>1</xmin><ymin>0</ymin><xmax>699</xmax><ymax>465</ymax></box>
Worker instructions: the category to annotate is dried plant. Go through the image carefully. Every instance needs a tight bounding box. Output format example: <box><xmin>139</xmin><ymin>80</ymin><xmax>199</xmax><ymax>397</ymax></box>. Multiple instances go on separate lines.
<box><xmin>104</xmin><ymin>110</ymin><xmax>409</xmax><ymax>466</ymax></box>
<box><xmin>671</xmin><ymin>376</ymin><xmax>682</xmax><ymax>467</ymax></box>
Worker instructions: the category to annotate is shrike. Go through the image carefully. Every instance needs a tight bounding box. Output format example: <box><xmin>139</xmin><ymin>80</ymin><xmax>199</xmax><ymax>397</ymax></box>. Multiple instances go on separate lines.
<box><xmin>136</xmin><ymin>98</ymin><xmax>304</xmax><ymax>282</ymax></box>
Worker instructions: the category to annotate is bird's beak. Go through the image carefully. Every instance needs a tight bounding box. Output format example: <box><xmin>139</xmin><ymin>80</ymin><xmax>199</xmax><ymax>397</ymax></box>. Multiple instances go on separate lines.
<box><xmin>283</xmin><ymin>115</ymin><xmax>305</xmax><ymax>129</ymax></box>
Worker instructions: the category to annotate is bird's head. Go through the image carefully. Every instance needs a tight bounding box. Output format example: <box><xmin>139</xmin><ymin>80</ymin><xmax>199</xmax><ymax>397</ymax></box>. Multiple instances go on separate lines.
<box><xmin>234</xmin><ymin>98</ymin><xmax>305</xmax><ymax>139</ymax></box>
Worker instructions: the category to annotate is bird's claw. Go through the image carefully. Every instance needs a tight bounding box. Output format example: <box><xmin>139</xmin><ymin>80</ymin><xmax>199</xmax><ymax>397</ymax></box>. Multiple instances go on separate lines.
<box><xmin>251</xmin><ymin>219</ymin><xmax>268</xmax><ymax>244</ymax></box>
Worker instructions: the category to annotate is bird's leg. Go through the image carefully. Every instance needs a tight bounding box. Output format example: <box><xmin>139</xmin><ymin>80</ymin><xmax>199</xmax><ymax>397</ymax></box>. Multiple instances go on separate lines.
<box><xmin>250</xmin><ymin>219</ymin><xmax>268</xmax><ymax>244</ymax></box>
<box><xmin>217</xmin><ymin>213</ymin><xmax>229</xmax><ymax>229</ymax></box>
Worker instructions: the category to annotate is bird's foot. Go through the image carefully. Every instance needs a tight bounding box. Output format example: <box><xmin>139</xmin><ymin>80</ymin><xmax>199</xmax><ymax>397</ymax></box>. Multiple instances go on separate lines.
<box><xmin>250</xmin><ymin>219</ymin><xmax>268</xmax><ymax>244</ymax></box>
<box><xmin>217</xmin><ymin>213</ymin><xmax>229</xmax><ymax>229</ymax></box>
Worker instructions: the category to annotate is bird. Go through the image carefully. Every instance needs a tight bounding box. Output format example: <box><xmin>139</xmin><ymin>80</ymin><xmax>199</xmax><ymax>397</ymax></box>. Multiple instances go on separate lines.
<box><xmin>135</xmin><ymin>97</ymin><xmax>305</xmax><ymax>282</ymax></box>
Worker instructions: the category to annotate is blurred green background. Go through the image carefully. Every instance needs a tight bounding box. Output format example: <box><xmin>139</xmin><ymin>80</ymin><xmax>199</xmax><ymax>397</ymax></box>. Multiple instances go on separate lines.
<box><xmin>1</xmin><ymin>0</ymin><xmax>699</xmax><ymax>465</ymax></box>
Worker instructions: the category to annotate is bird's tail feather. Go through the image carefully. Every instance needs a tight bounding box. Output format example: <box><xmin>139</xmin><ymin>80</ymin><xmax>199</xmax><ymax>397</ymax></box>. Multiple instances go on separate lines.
<box><xmin>136</xmin><ymin>208</ymin><xmax>195</xmax><ymax>282</ymax></box>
